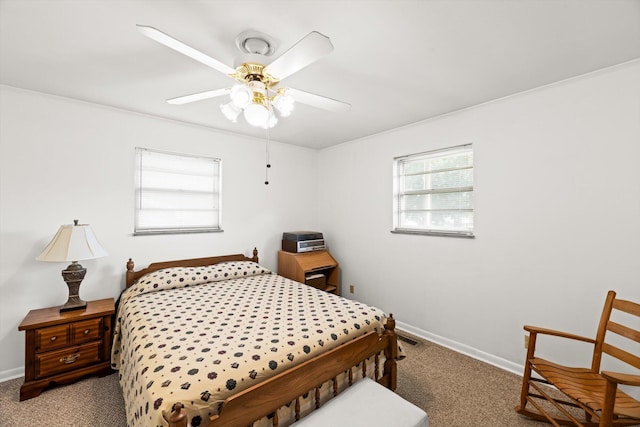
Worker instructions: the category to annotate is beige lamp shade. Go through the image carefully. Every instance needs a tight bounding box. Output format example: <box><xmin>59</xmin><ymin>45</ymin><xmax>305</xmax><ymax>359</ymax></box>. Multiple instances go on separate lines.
<box><xmin>37</xmin><ymin>222</ymin><xmax>107</xmax><ymax>262</ymax></box>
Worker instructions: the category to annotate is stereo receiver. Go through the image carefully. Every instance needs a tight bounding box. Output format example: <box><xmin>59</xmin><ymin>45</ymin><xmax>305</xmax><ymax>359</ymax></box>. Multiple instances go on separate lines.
<box><xmin>282</xmin><ymin>231</ymin><xmax>325</xmax><ymax>253</ymax></box>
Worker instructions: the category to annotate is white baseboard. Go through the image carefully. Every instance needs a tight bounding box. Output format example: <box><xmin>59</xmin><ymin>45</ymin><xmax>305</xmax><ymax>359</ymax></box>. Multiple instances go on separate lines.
<box><xmin>0</xmin><ymin>366</ymin><xmax>24</xmax><ymax>383</ymax></box>
<box><xmin>396</xmin><ymin>320</ymin><xmax>524</xmax><ymax>376</ymax></box>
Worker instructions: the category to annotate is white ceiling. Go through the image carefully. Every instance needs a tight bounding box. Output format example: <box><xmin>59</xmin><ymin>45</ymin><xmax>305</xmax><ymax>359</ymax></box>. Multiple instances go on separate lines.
<box><xmin>1</xmin><ymin>0</ymin><xmax>639</xmax><ymax>149</ymax></box>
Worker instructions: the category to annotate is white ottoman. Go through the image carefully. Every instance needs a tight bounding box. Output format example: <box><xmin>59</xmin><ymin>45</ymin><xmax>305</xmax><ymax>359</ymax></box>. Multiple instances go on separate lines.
<box><xmin>291</xmin><ymin>377</ymin><xmax>429</xmax><ymax>427</ymax></box>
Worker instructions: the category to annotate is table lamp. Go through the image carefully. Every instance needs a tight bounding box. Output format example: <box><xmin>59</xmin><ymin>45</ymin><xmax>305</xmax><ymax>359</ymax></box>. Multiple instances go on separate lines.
<box><xmin>36</xmin><ymin>220</ymin><xmax>108</xmax><ymax>312</ymax></box>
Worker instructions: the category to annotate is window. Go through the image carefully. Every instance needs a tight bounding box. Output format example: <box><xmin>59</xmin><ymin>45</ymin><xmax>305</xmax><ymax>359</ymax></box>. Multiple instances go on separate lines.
<box><xmin>135</xmin><ymin>148</ymin><xmax>222</xmax><ymax>235</ymax></box>
<box><xmin>393</xmin><ymin>144</ymin><xmax>473</xmax><ymax>237</ymax></box>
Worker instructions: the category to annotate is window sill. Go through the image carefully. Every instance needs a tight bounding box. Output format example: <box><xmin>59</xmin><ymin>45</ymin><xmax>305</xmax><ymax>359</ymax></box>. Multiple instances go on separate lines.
<box><xmin>133</xmin><ymin>228</ymin><xmax>224</xmax><ymax>236</ymax></box>
<box><xmin>391</xmin><ymin>229</ymin><xmax>474</xmax><ymax>239</ymax></box>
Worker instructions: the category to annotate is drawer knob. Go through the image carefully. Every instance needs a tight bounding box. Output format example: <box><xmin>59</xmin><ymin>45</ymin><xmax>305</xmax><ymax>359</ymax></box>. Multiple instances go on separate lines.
<box><xmin>50</xmin><ymin>336</ymin><xmax>57</xmax><ymax>341</ymax></box>
<box><xmin>83</xmin><ymin>329</ymin><xmax>90</xmax><ymax>335</ymax></box>
<box><xmin>60</xmin><ymin>353</ymin><xmax>80</xmax><ymax>364</ymax></box>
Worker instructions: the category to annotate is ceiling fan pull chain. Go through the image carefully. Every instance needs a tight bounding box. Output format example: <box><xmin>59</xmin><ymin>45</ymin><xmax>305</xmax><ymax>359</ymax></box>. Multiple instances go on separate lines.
<box><xmin>264</xmin><ymin>121</ymin><xmax>271</xmax><ymax>185</ymax></box>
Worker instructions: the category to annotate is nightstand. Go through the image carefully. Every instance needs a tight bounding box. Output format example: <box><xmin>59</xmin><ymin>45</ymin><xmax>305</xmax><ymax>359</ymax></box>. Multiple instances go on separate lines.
<box><xmin>18</xmin><ymin>298</ymin><xmax>115</xmax><ymax>401</ymax></box>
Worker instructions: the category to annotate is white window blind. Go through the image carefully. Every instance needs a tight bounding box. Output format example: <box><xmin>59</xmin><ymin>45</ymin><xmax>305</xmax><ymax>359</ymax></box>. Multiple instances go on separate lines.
<box><xmin>393</xmin><ymin>144</ymin><xmax>473</xmax><ymax>237</ymax></box>
<box><xmin>135</xmin><ymin>148</ymin><xmax>221</xmax><ymax>234</ymax></box>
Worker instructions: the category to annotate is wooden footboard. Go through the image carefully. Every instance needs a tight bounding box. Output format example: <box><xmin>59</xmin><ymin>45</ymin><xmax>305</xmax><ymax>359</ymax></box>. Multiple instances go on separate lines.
<box><xmin>166</xmin><ymin>315</ymin><xmax>398</xmax><ymax>427</ymax></box>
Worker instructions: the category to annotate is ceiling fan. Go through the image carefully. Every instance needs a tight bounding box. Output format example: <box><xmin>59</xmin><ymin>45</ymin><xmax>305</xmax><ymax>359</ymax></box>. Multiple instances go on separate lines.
<box><xmin>137</xmin><ymin>25</ymin><xmax>351</xmax><ymax>129</ymax></box>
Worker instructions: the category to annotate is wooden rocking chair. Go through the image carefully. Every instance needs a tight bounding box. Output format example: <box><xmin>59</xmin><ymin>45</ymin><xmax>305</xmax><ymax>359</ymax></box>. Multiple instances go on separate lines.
<box><xmin>515</xmin><ymin>290</ymin><xmax>640</xmax><ymax>427</ymax></box>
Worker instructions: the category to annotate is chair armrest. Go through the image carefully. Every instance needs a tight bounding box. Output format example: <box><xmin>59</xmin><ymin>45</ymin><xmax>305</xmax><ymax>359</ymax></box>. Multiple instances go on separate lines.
<box><xmin>524</xmin><ymin>325</ymin><xmax>596</xmax><ymax>344</ymax></box>
<box><xmin>601</xmin><ymin>371</ymin><xmax>640</xmax><ymax>387</ymax></box>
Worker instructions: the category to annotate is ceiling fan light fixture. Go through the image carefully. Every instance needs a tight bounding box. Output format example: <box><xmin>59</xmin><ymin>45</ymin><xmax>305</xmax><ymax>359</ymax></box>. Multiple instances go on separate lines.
<box><xmin>243</xmin><ymin>102</ymin><xmax>272</xmax><ymax>128</ymax></box>
<box><xmin>223</xmin><ymin>82</ymin><xmax>279</xmax><ymax>128</ymax></box>
<box><xmin>230</xmin><ymin>84</ymin><xmax>253</xmax><ymax>108</ymax></box>
<box><xmin>273</xmin><ymin>92</ymin><xmax>295</xmax><ymax>117</ymax></box>
<box><xmin>220</xmin><ymin>101</ymin><xmax>242</xmax><ymax>122</ymax></box>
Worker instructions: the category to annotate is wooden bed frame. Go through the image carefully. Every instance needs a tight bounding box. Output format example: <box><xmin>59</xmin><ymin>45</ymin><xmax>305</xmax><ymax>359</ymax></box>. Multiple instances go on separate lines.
<box><xmin>123</xmin><ymin>248</ymin><xmax>399</xmax><ymax>427</ymax></box>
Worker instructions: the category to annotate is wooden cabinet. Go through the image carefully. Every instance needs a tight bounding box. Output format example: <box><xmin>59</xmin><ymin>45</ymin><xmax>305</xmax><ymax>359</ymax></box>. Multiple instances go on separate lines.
<box><xmin>18</xmin><ymin>298</ymin><xmax>115</xmax><ymax>400</ymax></box>
<box><xmin>278</xmin><ymin>250</ymin><xmax>340</xmax><ymax>295</ymax></box>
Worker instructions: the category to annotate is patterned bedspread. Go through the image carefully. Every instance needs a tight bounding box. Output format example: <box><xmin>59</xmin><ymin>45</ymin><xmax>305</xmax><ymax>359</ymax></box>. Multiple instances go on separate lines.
<box><xmin>111</xmin><ymin>261</ymin><xmax>389</xmax><ymax>427</ymax></box>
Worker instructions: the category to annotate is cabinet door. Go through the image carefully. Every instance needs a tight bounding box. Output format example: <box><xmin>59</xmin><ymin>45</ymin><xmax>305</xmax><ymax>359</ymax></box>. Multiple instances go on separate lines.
<box><xmin>296</xmin><ymin>251</ymin><xmax>336</xmax><ymax>272</ymax></box>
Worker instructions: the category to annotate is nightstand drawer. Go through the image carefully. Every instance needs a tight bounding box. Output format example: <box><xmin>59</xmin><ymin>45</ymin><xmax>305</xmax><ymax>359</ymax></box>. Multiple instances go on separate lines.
<box><xmin>71</xmin><ymin>318</ymin><xmax>102</xmax><ymax>344</ymax></box>
<box><xmin>35</xmin><ymin>341</ymin><xmax>101</xmax><ymax>379</ymax></box>
<box><xmin>36</xmin><ymin>324</ymin><xmax>69</xmax><ymax>352</ymax></box>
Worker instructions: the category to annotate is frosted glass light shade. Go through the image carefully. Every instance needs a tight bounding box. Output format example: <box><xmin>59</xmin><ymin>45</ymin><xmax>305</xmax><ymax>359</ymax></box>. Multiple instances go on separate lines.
<box><xmin>243</xmin><ymin>103</ymin><xmax>270</xmax><ymax>128</ymax></box>
<box><xmin>220</xmin><ymin>102</ymin><xmax>241</xmax><ymax>122</ymax></box>
<box><xmin>37</xmin><ymin>222</ymin><xmax>108</xmax><ymax>262</ymax></box>
<box><xmin>273</xmin><ymin>93</ymin><xmax>295</xmax><ymax>117</ymax></box>
<box><xmin>230</xmin><ymin>84</ymin><xmax>253</xmax><ymax>108</ymax></box>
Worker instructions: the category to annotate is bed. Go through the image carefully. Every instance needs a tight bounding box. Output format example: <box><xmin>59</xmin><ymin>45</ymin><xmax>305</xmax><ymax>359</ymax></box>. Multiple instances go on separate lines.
<box><xmin>112</xmin><ymin>248</ymin><xmax>400</xmax><ymax>427</ymax></box>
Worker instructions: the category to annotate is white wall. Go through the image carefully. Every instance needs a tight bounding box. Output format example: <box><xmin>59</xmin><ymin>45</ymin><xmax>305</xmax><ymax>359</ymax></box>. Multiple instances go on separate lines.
<box><xmin>2</xmin><ymin>60</ymin><xmax>639</xmax><ymax>383</ymax></box>
<box><xmin>0</xmin><ymin>86</ymin><xmax>319</xmax><ymax>378</ymax></box>
<box><xmin>317</xmin><ymin>60</ymin><xmax>640</xmax><ymax>373</ymax></box>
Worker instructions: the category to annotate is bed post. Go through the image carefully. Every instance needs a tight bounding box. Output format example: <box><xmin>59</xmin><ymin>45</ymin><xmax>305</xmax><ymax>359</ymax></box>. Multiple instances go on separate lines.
<box><xmin>167</xmin><ymin>402</ymin><xmax>187</xmax><ymax>427</ymax></box>
<box><xmin>251</xmin><ymin>247</ymin><xmax>259</xmax><ymax>263</ymax></box>
<box><xmin>383</xmin><ymin>313</ymin><xmax>398</xmax><ymax>390</ymax></box>
<box><xmin>126</xmin><ymin>258</ymin><xmax>135</xmax><ymax>288</ymax></box>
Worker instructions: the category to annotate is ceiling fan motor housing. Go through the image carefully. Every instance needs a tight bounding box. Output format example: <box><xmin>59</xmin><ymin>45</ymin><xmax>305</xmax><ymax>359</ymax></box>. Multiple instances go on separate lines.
<box><xmin>232</xmin><ymin>62</ymin><xmax>278</xmax><ymax>88</ymax></box>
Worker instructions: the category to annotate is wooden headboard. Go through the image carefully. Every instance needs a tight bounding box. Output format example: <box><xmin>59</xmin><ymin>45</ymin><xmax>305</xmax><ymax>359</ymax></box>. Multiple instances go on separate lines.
<box><xmin>125</xmin><ymin>247</ymin><xmax>259</xmax><ymax>288</ymax></box>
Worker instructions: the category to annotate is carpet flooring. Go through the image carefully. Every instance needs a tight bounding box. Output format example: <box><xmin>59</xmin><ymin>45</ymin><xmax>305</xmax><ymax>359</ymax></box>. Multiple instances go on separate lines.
<box><xmin>0</xmin><ymin>336</ymin><xmax>550</xmax><ymax>426</ymax></box>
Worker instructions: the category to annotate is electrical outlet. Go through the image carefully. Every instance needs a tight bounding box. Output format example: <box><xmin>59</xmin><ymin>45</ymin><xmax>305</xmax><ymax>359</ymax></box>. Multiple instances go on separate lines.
<box><xmin>524</xmin><ymin>334</ymin><xmax>529</xmax><ymax>349</ymax></box>
<box><xmin>349</xmin><ymin>285</ymin><xmax>355</xmax><ymax>294</ymax></box>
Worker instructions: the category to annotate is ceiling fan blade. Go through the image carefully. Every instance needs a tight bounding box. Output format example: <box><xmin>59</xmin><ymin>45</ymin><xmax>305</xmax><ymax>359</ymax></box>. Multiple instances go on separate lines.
<box><xmin>265</xmin><ymin>31</ymin><xmax>333</xmax><ymax>81</ymax></box>
<box><xmin>287</xmin><ymin>88</ymin><xmax>351</xmax><ymax>112</ymax></box>
<box><xmin>167</xmin><ymin>88</ymin><xmax>231</xmax><ymax>105</ymax></box>
<box><xmin>137</xmin><ymin>25</ymin><xmax>236</xmax><ymax>75</ymax></box>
